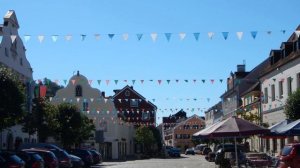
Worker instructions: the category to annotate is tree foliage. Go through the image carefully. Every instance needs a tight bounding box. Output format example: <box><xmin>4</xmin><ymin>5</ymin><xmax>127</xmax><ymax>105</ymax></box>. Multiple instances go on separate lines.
<box><xmin>284</xmin><ymin>88</ymin><xmax>300</xmax><ymax>120</ymax></box>
<box><xmin>0</xmin><ymin>65</ymin><xmax>25</xmax><ymax>130</ymax></box>
<box><xmin>56</xmin><ymin>103</ymin><xmax>95</xmax><ymax>148</ymax></box>
<box><xmin>22</xmin><ymin>97</ymin><xmax>60</xmax><ymax>142</ymax></box>
<box><xmin>135</xmin><ymin>126</ymin><xmax>155</xmax><ymax>154</ymax></box>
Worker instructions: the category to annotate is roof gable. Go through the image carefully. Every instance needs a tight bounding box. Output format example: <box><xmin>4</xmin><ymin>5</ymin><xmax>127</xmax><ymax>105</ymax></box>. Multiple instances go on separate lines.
<box><xmin>4</xmin><ymin>10</ymin><xmax>19</xmax><ymax>28</ymax></box>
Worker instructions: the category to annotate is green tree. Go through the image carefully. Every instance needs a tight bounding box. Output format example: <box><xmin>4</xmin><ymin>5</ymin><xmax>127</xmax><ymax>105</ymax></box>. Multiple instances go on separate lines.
<box><xmin>22</xmin><ymin>97</ymin><xmax>60</xmax><ymax>142</ymax></box>
<box><xmin>135</xmin><ymin>126</ymin><xmax>155</xmax><ymax>154</ymax></box>
<box><xmin>284</xmin><ymin>88</ymin><xmax>300</xmax><ymax>120</ymax></box>
<box><xmin>56</xmin><ymin>103</ymin><xmax>95</xmax><ymax>148</ymax></box>
<box><xmin>148</xmin><ymin>126</ymin><xmax>162</xmax><ymax>152</ymax></box>
<box><xmin>0</xmin><ymin>65</ymin><xmax>25</xmax><ymax>131</ymax></box>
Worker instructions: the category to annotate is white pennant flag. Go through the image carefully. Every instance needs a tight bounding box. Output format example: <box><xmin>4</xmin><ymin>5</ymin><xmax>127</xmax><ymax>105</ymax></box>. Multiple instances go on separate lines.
<box><xmin>118</xmin><ymin>99</ymin><xmax>122</xmax><ymax>103</ymax></box>
<box><xmin>24</xmin><ymin>35</ymin><xmax>31</xmax><ymax>42</ymax></box>
<box><xmin>150</xmin><ymin>33</ymin><xmax>158</xmax><ymax>42</ymax></box>
<box><xmin>77</xmin><ymin>98</ymin><xmax>80</xmax><ymax>102</ymax></box>
<box><xmin>38</xmin><ymin>35</ymin><xmax>45</xmax><ymax>43</ymax></box>
<box><xmin>49</xmin><ymin>97</ymin><xmax>53</xmax><ymax>102</ymax></box>
<box><xmin>179</xmin><ymin>32</ymin><xmax>186</xmax><ymax>40</ymax></box>
<box><xmin>51</xmin><ymin>35</ymin><xmax>58</xmax><ymax>42</ymax></box>
<box><xmin>208</xmin><ymin>32</ymin><xmax>214</xmax><ymax>39</ymax></box>
<box><xmin>122</xmin><ymin>33</ymin><xmax>129</xmax><ymax>41</ymax></box>
<box><xmin>63</xmin><ymin>98</ymin><xmax>66</xmax><ymax>102</ymax></box>
<box><xmin>65</xmin><ymin>35</ymin><xmax>72</xmax><ymax>41</ymax></box>
<box><xmin>90</xmin><ymin>98</ymin><xmax>94</xmax><ymax>102</ymax></box>
<box><xmin>236</xmin><ymin>32</ymin><xmax>243</xmax><ymax>40</ymax></box>
<box><xmin>295</xmin><ymin>31</ymin><xmax>300</xmax><ymax>38</ymax></box>
<box><xmin>95</xmin><ymin>34</ymin><xmax>100</xmax><ymax>40</ymax></box>
<box><xmin>104</xmin><ymin>98</ymin><xmax>108</xmax><ymax>103</ymax></box>
<box><xmin>10</xmin><ymin>35</ymin><xmax>17</xmax><ymax>43</ymax></box>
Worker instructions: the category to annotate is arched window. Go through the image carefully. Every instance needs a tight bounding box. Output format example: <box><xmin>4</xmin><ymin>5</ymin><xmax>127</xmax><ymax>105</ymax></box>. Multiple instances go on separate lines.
<box><xmin>75</xmin><ymin>85</ymin><xmax>82</xmax><ymax>97</ymax></box>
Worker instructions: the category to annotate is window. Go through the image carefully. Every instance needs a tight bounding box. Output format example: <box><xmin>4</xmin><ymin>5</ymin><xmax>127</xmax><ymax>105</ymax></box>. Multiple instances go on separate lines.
<box><xmin>273</xmin><ymin>139</ymin><xmax>277</xmax><ymax>153</ymax></box>
<box><xmin>264</xmin><ymin>87</ymin><xmax>268</xmax><ymax>104</ymax></box>
<box><xmin>175</xmin><ymin>134</ymin><xmax>181</xmax><ymax>139</ymax></box>
<box><xmin>271</xmin><ymin>84</ymin><xmax>275</xmax><ymax>101</ymax></box>
<box><xmin>279</xmin><ymin>81</ymin><xmax>283</xmax><ymax>99</ymax></box>
<box><xmin>83</xmin><ymin>102</ymin><xmax>89</xmax><ymax>111</ymax></box>
<box><xmin>192</xmin><ymin>125</ymin><xmax>199</xmax><ymax>129</ymax></box>
<box><xmin>183</xmin><ymin>125</ymin><xmax>190</xmax><ymax>130</ymax></box>
<box><xmin>130</xmin><ymin>99</ymin><xmax>138</xmax><ymax>107</ymax></box>
<box><xmin>287</xmin><ymin>77</ymin><xmax>293</xmax><ymax>96</ymax></box>
<box><xmin>20</xmin><ymin>58</ymin><xmax>23</xmax><ymax>66</ymax></box>
<box><xmin>5</xmin><ymin>47</ymin><xmax>9</xmax><ymax>57</ymax></box>
<box><xmin>75</xmin><ymin>85</ymin><xmax>82</xmax><ymax>97</ymax></box>
<box><xmin>125</xmin><ymin>90</ymin><xmax>130</xmax><ymax>96</ymax></box>
<box><xmin>297</xmin><ymin>73</ymin><xmax>300</xmax><ymax>89</ymax></box>
<box><xmin>142</xmin><ymin>112</ymin><xmax>149</xmax><ymax>121</ymax></box>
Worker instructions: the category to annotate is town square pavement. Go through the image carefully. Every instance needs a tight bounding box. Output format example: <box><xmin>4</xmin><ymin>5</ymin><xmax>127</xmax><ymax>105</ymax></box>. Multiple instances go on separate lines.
<box><xmin>92</xmin><ymin>154</ymin><xmax>216</xmax><ymax>168</ymax></box>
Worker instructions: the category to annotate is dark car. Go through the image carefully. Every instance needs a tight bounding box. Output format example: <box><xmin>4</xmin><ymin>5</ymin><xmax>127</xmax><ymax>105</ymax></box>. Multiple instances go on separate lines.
<box><xmin>0</xmin><ymin>151</ymin><xmax>26</xmax><ymax>168</ymax></box>
<box><xmin>23</xmin><ymin>149</ymin><xmax>59</xmax><ymax>168</ymax></box>
<box><xmin>278</xmin><ymin>143</ymin><xmax>300</xmax><ymax>168</ymax></box>
<box><xmin>202</xmin><ymin>147</ymin><xmax>212</xmax><ymax>155</ymax></box>
<box><xmin>69</xmin><ymin>154</ymin><xmax>84</xmax><ymax>168</ymax></box>
<box><xmin>87</xmin><ymin>150</ymin><xmax>102</xmax><ymax>164</ymax></box>
<box><xmin>67</xmin><ymin>149</ymin><xmax>93</xmax><ymax>167</ymax></box>
<box><xmin>215</xmin><ymin>148</ymin><xmax>247</xmax><ymax>167</ymax></box>
<box><xmin>185</xmin><ymin>148</ymin><xmax>195</xmax><ymax>155</ymax></box>
<box><xmin>16</xmin><ymin>151</ymin><xmax>45</xmax><ymax>168</ymax></box>
<box><xmin>19</xmin><ymin>143</ymin><xmax>72</xmax><ymax>168</ymax></box>
<box><xmin>168</xmin><ymin>148</ymin><xmax>181</xmax><ymax>157</ymax></box>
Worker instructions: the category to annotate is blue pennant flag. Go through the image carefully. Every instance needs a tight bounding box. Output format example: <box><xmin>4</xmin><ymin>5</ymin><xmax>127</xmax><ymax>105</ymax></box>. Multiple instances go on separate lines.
<box><xmin>222</xmin><ymin>32</ymin><xmax>229</xmax><ymax>40</ymax></box>
<box><xmin>193</xmin><ymin>33</ymin><xmax>200</xmax><ymax>41</ymax></box>
<box><xmin>136</xmin><ymin>34</ymin><xmax>143</xmax><ymax>41</ymax></box>
<box><xmin>0</xmin><ymin>36</ymin><xmax>2</xmax><ymax>43</ymax></box>
<box><xmin>251</xmin><ymin>31</ymin><xmax>258</xmax><ymax>39</ymax></box>
<box><xmin>165</xmin><ymin>33</ymin><xmax>172</xmax><ymax>42</ymax></box>
<box><xmin>108</xmin><ymin>34</ymin><xmax>115</xmax><ymax>40</ymax></box>
<box><xmin>281</xmin><ymin>30</ymin><xmax>286</xmax><ymax>34</ymax></box>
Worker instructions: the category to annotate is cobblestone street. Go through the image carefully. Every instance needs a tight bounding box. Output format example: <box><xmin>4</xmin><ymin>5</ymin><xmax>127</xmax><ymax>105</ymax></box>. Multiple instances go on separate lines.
<box><xmin>92</xmin><ymin>155</ymin><xmax>216</xmax><ymax>168</ymax></box>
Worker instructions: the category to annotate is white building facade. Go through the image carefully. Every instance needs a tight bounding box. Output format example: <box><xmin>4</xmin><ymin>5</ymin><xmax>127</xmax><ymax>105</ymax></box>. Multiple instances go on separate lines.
<box><xmin>0</xmin><ymin>10</ymin><xmax>35</xmax><ymax>150</ymax></box>
<box><xmin>51</xmin><ymin>72</ymin><xmax>135</xmax><ymax>160</ymax></box>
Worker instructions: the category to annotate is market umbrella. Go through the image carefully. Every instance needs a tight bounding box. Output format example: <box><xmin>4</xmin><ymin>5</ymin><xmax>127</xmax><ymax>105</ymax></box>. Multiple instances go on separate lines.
<box><xmin>276</xmin><ymin>118</ymin><xmax>300</xmax><ymax>136</ymax></box>
<box><xmin>194</xmin><ymin>116</ymin><xmax>270</xmax><ymax>167</ymax></box>
<box><xmin>261</xmin><ymin>119</ymin><xmax>292</xmax><ymax>138</ymax></box>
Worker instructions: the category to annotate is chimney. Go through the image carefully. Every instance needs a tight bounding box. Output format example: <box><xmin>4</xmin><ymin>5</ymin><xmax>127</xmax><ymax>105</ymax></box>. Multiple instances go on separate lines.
<box><xmin>101</xmin><ymin>92</ymin><xmax>105</xmax><ymax>97</ymax></box>
<box><xmin>77</xmin><ymin>71</ymin><xmax>80</xmax><ymax>76</ymax></box>
<box><xmin>237</xmin><ymin>64</ymin><xmax>245</xmax><ymax>72</ymax></box>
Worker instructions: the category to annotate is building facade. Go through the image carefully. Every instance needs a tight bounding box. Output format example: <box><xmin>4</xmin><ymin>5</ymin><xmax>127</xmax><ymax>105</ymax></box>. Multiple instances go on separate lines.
<box><xmin>204</xmin><ymin>101</ymin><xmax>222</xmax><ymax>127</ymax></box>
<box><xmin>0</xmin><ymin>10</ymin><xmax>35</xmax><ymax>150</ymax></box>
<box><xmin>51</xmin><ymin>72</ymin><xmax>135</xmax><ymax>160</ymax></box>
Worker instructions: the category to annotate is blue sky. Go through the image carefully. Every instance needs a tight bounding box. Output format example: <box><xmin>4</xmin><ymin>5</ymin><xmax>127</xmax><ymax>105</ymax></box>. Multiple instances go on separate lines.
<box><xmin>1</xmin><ymin>0</ymin><xmax>300</xmax><ymax>123</ymax></box>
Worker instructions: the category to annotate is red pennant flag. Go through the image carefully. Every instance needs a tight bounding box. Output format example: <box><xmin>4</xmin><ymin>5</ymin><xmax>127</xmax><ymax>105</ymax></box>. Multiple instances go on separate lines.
<box><xmin>124</xmin><ymin>80</ymin><xmax>127</xmax><ymax>83</ymax></box>
<box><xmin>88</xmin><ymin>80</ymin><xmax>93</xmax><ymax>85</ymax></box>
<box><xmin>106</xmin><ymin>80</ymin><xmax>110</xmax><ymax>85</ymax></box>
<box><xmin>39</xmin><ymin>85</ymin><xmax>47</xmax><ymax>98</ymax></box>
<box><xmin>140</xmin><ymin>80</ymin><xmax>144</xmax><ymax>84</ymax></box>
<box><xmin>193</xmin><ymin>79</ymin><xmax>197</xmax><ymax>84</ymax></box>
<box><xmin>71</xmin><ymin>80</ymin><xmax>76</xmax><ymax>85</ymax></box>
<box><xmin>158</xmin><ymin>80</ymin><xmax>162</xmax><ymax>85</ymax></box>
<box><xmin>210</xmin><ymin>79</ymin><xmax>215</xmax><ymax>84</ymax></box>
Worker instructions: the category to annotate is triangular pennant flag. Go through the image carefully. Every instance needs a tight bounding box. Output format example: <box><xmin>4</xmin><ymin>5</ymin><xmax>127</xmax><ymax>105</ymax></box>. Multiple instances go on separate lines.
<box><xmin>202</xmin><ymin>79</ymin><xmax>205</xmax><ymax>83</ymax></box>
<box><xmin>49</xmin><ymin>97</ymin><xmax>53</xmax><ymax>102</ymax></box>
<box><xmin>250</xmin><ymin>31</ymin><xmax>258</xmax><ymax>39</ymax></box>
<box><xmin>10</xmin><ymin>35</ymin><xmax>17</xmax><ymax>43</ymax></box>
<box><xmin>104</xmin><ymin>98</ymin><xmax>108</xmax><ymax>103</ymax></box>
<box><xmin>176</xmin><ymin>79</ymin><xmax>179</xmax><ymax>83</ymax></box>
<box><xmin>108</xmin><ymin>34</ymin><xmax>115</xmax><ymax>40</ymax></box>
<box><xmin>150</xmin><ymin>33</ymin><xmax>158</xmax><ymax>42</ymax></box>
<box><xmin>106</xmin><ymin>80</ymin><xmax>110</xmax><ymax>85</ymax></box>
<box><xmin>90</xmin><ymin>98</ymin><xmax>94</xmax><ymax>102</ymax></box>
<box><xmin>295</xmin><ymin>31</ymin><xmax>300</xmax><ymax>38</ymax></box>
<box><xmin>158</xmin><ymin>80</ymin><xmax>162</xmax><ymax>85</ymax></box>
<box><xmin>210</xmin><ymin>79</ymin><xmax>215</xmax><ymax>84</ymax></box>
<box><xmin>179</xmin><ymin>32</ymin><xmax>186</xmax><ymax>40</ymax></box>
<box><xmin>51</xmin><ymin>35</ymin><xmax>58</xmax><ymax>42</ymax></box>
<box><xmin>165</xmin><ymin>33</ymin><xmax>172</xmax><ymax>42</ymax></box>
<box><xmin>193</xmin><ymin>79</ymin><xmax>197</xmax><ymax>84</ymax></box>
<box><xmin>114</xmin><ymin>80</ymin><xmax>118</xmax><ymax>85</ymax></box>
<box><xmin>63</xmin><ymin>80</ymin><xmax>67</xmax><ymax>85</ymax></box>
<box><xmin>94</xmin><ymin>34</ymin><xmax>100</xmax><ymax>40</ymax></box>
<box><xmin>166</xmin><ymin>80</ymin><xmax>171</xmax><ymax>84</ymax></box>
<box><xmin>88</xmin><ymin>80</ymin><xmax>93</xmax><ymax>85</ymax></box>
<box><xmin>207</xmin><ymin>98</ymin><xmax>210</xmax><ymax>102</ymax></box>
<box><xmin>81</xmin><ymin>34</ymin><xmax>87</xmax><ymax>41</ymax></box>
<box><xmin>124</xmin><ymin>80</ymin><xmax>128</xmax><ymax>83</ymax></box>
<box><xmin>208</xmin><ymin>32</ymin><xmax>214</xmax><ymax>39</ymax></box>
<box><xmin>281</xmin><ymin>30</ymin><xmax>286</xmax><ymax>34</ymax></box>
<box><xmin>24</xmin><ymin>35</ymin><xmax>31</xmax><ymax>42</ymax></box>
<box><xmin>38</xmin><ymin>35</ymin><xmax>45</xmax><ymax>43</ymax></box>
<box><xmin>184</xmin><ymin>80</ymin><xmax>188</xmax><ymax>83</ymax></box>
<box><xmin>152</xmin><ymin>99</ymin><xmax>155</xmax><ymax>102</ymax></box>
<box><xmin>136</xmin><ymin>34</ymin><xmax>143</xmax><ymax>41</ymax></box>
<box><xmin>267</xmin><ymin>31</ymin><xmax>272</xmax><ymax>35</ymax></box>
<box><xmin>122</xmin><ymin>33</ymin><xmax>129</xmax><ymax>41</ymax></box>
<box><xmin>97</xmin><ymin>80</ymin><xmax>101</xmax><ymax>85</ymax></box>
<box><xmin>77</xmin><ymin>98</ymin><xmax>80</xmax><ymax>102</ymax></box>
<box><xmin>132</xmin><ymin>80</ymin><xmax>136</xmax><ymax>85</ymax></box>
<box><xmin>65</xmin><ymin>35</ymin><xmax>72</xmax><ymax>41</ymax></box>
<box><xmin>63</xmin><ymin>98</ymin><xmax>66</xmax><ymax>102</ymax></box>
<box><xmin>118</xmin><ymin>99</ymin><xmax>122</xmax><ymax>103</ymax></box>
<box><xmin>140</xmin><ymin>80</ymin><xmax>144</xmax><ymax>84</ymax></box>
<box><xmin>272</xmin><ymin>78</ymin><xmax>276</xmax><ymax>82</ymax></box>
<box><xmin>71</xmin><ymin>80</ymin><xmax>76</xmax><ymax>85</ymax></box>
<box><xmin>193</xmin><ymin>33</ymin><xmax>200</xmax><ymax>41</ymax></box>
<box><xmin>220</xmin><ymin>79</ymin><xmax>223</xmax><ymax>83</ymax></box>
<box><xmin>222</xmin><ymin>32</ymin><xmax>229</xmax><ymax>40</ymax></box>
<box><xmin>236</xmin><ymin>32</ymin><xmax>243</xmax><ymax>40</ymax></box>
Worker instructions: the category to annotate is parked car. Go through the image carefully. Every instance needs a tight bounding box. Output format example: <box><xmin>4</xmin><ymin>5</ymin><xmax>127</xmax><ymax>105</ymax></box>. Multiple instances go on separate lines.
<box><xmin>194</xmin><ymin>144</ymin><xmax>207</xmax><ymax>154</ymax></box>
<box><xmin>278</xmin><ymin>143</ymin><xmax>300</xmax><ymax>168</ymax></box>
<box><xmin>19</xmin><ymin>143</ymin><xmax>72</xmax><ymax>168</ymax></box>
<box><xmin>69</xmin><ymin>154</ymin><xmax>84</xmax><ymax>168</ymax></box>
<box><xmin>245</xmin><ymin>152</ymin><xmax>273</xmax><ymax>167</ymax></box>
<box><xmin>185</xmin><ymin>148</ymin><xmax>195</xmax><ymax>155</ymax></box>
<box><xmin>201</xmin><ymin>147</ymin><xmax>212</xmax><ymax>155</ymax></box>
<box><xmin>214</xmin><ymin>143</ymin><xmax>246</xmax><ymax>152</ymax></box>
<box><xmin>0</xmin><ymin>151</ymin><xmax>26</xmax><ymax>168</ymax></box>
<box><xmin>16</xmin><ymin>150</ymin><xmax>45</xmax><ymax>168</ymax></box>
<box><xmin>168</xmin><ymin>148</ymin><xmax>181</xmax><ymax>157</ymax></box>
<box><xmin>205</xmin><ymin>152</ymin><xmax>216</xmax><ymax>162</ymax></box>
<box><xmin>22</xmin><ymin>149</ymin><xmax>59</xmax><ymax>168</ymax></box>
<box><xmin>87</xmin><ymin>149</ymin><xmax>102</xmax><ymax>164</ymax></box>
<box><xmin>215</xmin><ymin>148</ymin><xmax>247</xmax><ymax>167</ymax></box>
<box><xmin>67</xmin><ymin>149</ymin><xmax>93</xmax><ymax>167</ymax></box>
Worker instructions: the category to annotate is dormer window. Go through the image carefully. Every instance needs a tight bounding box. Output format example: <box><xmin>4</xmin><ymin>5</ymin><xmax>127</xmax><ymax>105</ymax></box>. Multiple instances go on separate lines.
<box><xmin>125</xmin><ymin>90</ymin><xmax>130</xmax><ymax>97</ymax></box>
<box><xmin>75</xmin><ymin>85</ymin><xmax>82</xmax><ymax>97</ymax></box>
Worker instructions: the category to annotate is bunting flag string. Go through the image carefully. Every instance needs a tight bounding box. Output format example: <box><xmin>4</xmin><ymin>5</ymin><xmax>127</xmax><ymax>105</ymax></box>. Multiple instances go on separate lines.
<box><xmin>1</xmin><ymin>29</ymin><xmax>292</xmax><ymax>43</ymax></box>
